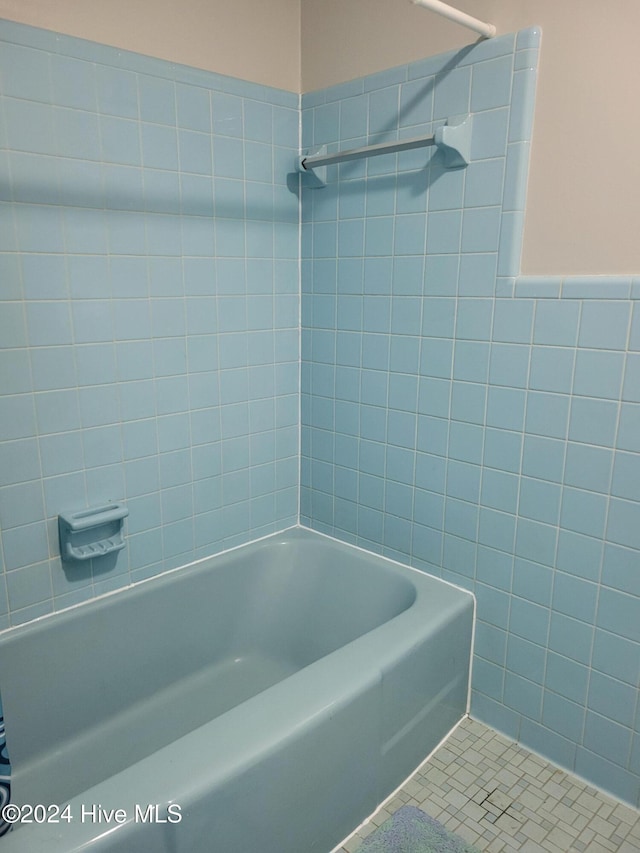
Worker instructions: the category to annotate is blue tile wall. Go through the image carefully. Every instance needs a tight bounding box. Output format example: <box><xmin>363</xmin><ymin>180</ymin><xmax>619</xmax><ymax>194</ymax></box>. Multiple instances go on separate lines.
<box><xmin>0</xmin><ymin>19</ymin><xmax>299</xmax><ymax>627</ymax></box>
<box><xmin>300</xmin><ymin>28</ymin><xmax>640</xmax><ymax>808</ymax></box>
<box><xmin>2</xmin><ymin>14</ymin><xmax>640</xmax><ymax>813</ymax></box>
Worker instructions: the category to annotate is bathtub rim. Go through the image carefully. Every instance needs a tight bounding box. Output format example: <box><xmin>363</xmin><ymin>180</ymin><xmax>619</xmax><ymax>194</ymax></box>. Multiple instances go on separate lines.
<box><xmin>0</xmin><ymin>524</ymin><xmax>476</xmax><ymax>648</ymax></box>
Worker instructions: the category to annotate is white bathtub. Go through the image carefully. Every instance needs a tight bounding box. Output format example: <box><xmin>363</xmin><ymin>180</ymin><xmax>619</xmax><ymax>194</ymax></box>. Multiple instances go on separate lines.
<box><xmin>0</xmin><ymin>527</ymin><xmax>473</xmax><ymax>852</ymax></box>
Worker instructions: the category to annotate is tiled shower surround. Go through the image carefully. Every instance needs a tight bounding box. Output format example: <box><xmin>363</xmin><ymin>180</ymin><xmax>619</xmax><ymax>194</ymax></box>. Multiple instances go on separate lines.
<box><xmin>0</xmin><ymin>19</ymin><xmax>299</xmax><ymax>623</ymax></box>
<box><xmin>300</xmin><ymin>29</ymin><xmax>640</xmax><ymax>808</ymax></box>
<box><xmin>0</xmin><ymin>19</ymin><xmax>639</xmax><ymax>813</ymax></box>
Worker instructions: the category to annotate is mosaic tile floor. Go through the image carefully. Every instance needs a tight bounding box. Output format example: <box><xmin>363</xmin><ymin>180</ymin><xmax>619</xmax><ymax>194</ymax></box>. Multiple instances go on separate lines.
<box><xmin>339</xmin><ymin>717</ymin><xmax>640</xmax><ymax>853</ymax></box>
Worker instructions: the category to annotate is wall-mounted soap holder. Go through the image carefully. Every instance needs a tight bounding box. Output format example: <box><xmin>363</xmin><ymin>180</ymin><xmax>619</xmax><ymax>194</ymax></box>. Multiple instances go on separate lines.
<box><xmin>58</xmin><ymin>503</ymin><xmax>129</xmax><ymax>562</ymax></box>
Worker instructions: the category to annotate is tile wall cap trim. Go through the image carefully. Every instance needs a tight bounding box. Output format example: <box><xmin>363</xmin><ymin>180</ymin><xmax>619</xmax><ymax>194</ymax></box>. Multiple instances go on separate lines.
<box><xmin>302</xmin><ymin>26</ymin><xmax>538</xmax><ymax>103</ymax></box>
<box><xmin>0</xmin><ymin>17</ymin><xmax>298</xmax><ymax>107</ymax></box>
<box><xmin>515</xmin><ymin>275</ymin><xmax>638</xmax><ymax>300</ymax></box>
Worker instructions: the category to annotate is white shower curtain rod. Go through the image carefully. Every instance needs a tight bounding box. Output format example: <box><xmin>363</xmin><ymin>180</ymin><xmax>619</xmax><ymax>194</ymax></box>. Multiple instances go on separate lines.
<box><xmin>410</xmin><ymin>0</ymin><xmax>496</xmax><ymax>39</ymax></box>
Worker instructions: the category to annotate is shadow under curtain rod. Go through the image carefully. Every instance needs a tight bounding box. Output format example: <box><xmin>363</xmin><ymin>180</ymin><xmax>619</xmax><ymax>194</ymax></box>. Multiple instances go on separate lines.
<box><xmin>410</xmin><ymin>0</ymin><xmax>496</xmax><ymax>39</ymax></box>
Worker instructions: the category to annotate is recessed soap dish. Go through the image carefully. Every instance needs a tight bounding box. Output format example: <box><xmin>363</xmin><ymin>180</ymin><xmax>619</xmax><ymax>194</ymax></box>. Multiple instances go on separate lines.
<box><xmin>58</xmin><ymin>503</ymin><xmax>129</xmax><ymax>562</ymax></box>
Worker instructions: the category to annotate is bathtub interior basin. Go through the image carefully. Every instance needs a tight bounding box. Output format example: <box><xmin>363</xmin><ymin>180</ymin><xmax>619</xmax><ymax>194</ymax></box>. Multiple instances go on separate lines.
<box><xmin>0</xmin><ymin>526</ymin><xmax>474</xmax><ymax>853</ymax></box>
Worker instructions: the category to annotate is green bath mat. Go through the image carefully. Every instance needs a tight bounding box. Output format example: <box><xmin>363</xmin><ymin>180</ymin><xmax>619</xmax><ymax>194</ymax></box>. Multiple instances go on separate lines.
<box><xmin>357</xmin><ymin>805</ymin><xmax>480</xmax><ymax>853</ymax></box>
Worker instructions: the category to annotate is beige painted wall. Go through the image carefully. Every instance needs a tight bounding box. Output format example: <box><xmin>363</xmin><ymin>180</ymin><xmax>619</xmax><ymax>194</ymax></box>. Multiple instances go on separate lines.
<box><xmin>302</xmin><ymin>0</ymin><xmax>640</xmax><ymax>275</ymax></box>
<box><xmin>0</xmin><ymin>0</ymin><xmax>301</xmax><ymax>92</ymax></box>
